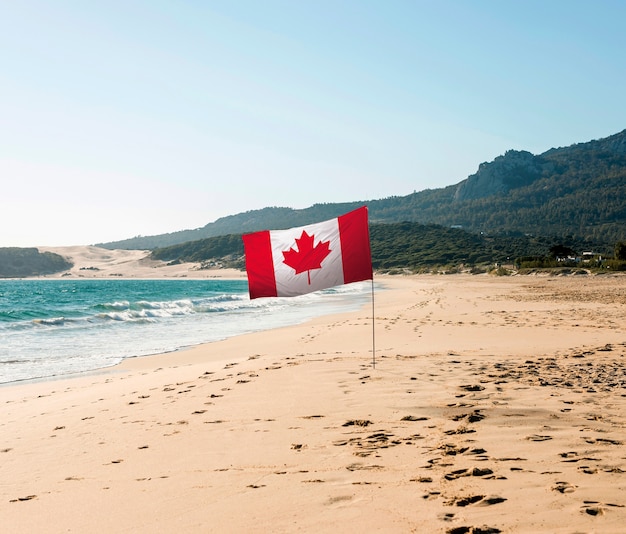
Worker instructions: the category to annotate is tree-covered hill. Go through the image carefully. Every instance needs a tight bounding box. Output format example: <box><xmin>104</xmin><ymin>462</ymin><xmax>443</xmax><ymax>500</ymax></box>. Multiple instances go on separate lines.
<box><xmin>0</xmin><ymin>248</ymin><xmax>73</xmax><ymax>278</ymax></box>
<box><xmin>98</xmin><ymin>128</ymin><xmax>626</xmax><ymax>251</ymax></box>
<box><xmin>150</xmin><ymin>222</ymin><xmax>611</xmax><ymax>273</ymax></box>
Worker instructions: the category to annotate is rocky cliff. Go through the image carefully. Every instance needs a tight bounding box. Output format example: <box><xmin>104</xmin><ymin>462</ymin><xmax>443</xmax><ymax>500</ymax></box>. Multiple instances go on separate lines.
<box><xmin>454</xmin><ymin>129</ymin><xmax>626</xmax><ymax>202</ymax></box>
<box><xmin>453</xmin><ymin>150</ymin><xmax>545</xmax><ymax>201</ymax></box>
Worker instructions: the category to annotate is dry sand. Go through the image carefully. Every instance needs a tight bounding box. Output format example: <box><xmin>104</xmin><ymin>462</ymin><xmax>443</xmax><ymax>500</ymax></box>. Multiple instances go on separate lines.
<box><xmin>1</xmin><ymin>271</ymin><xmax>626</xmax><ymax>533</ymax></box>
<box><xmin>38</xmin><ymin>245</ymin><xmax>246</xmax><ymax>279</ymax></box>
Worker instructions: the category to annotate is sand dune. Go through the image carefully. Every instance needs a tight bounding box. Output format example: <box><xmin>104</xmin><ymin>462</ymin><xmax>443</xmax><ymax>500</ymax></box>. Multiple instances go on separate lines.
<box><xmin>38</xmin><ymin>245</ymin><xmax>245</xmax><ymax>279</ymax></box>
<box><xmin>1</xmin><ymin>274</ymin><xmax>625</xmax><ymax>533</ymax></box>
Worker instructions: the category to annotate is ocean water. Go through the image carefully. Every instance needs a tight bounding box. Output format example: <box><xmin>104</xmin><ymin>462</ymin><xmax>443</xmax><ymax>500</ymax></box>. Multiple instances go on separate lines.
<box><xmin>0</xmin><ymin>279</ymin><xmax>372</xmax><ymax>385</ymax></box>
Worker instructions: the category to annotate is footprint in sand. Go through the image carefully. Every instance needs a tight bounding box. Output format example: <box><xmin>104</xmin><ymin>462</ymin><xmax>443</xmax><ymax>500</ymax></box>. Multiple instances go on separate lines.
<box><xmin>401</xmin><ymin>415</ymin><xmax>429</xmax><ymax>421</ymax></box>
<box><xmin>444</xmin><ymin>427</ymin><xmax>476</xmax><ymax>435</ymax></box>
<box><xmin>581</xmin><ymin>501</ymin><xmax>625</xmax><ymax>516</ymax></box>
<box><xmin>525</xmin><ymin>434</ymin><xmax>553</xmax><ymax>441</ymax></box>
<box><xmin>446</xmin><ymin>495</ymin><xmax>484</xmax><ymax>506</ymax></box>
<box><xmin>552</xmin><ymin>481</ymin><xmax>576</xmax><ymax>494</ymax></box>
<box><xmin>446</xmin><ymin>495</ymin><xmax>507</xmax><ymax>507</ymax></box>
<box><xmin>445</xmin><ymin>469</ymin><xmax>471</xmax><ymax>480</ymax></box>
<box><xmin>439</xmin><ymin>444</ymin><xmax>469</xmax><ymax>456</ymax></box>
<box><xmin>477</xmin><ymin>496</ymin><xmax>507</xmax><ymax>506</ymax></box>
<box><xmin>342</xmin><ymin>419</ymin><xmax>373</xmax><ymax>427</ymax></box>
<box><xmin>10</xmin><ymin>495</ymin><xmax>37</xmax><ymax>503</ymax></box>
<box><xmin>447</xmin><ymin>527</ymin><xmax>502</xmax><ymax>534</ymax></box>
<box><xmin>443</xmin><ymin>467</ymin><xmax>495</xmax><ymax>481</ymax></box>
<box><xmin>583</xmin><ymin>437</ymin><xmax>622</xmax><ymax>445</ymax></box>
<box><xmin>346</xmin><ymin>463</ymin><xmax>384</xmax><ymax>472</ymax></box>
<box><xmin>578</xmin><ymin>466</ymin><xmax>598</xmax><ymax>474</ymax></box>
<box><xmin>452</xmin><ymin>410</ymin><xmax>485</xmax><ymax>423</ymax></box>
<box><xmin>459</xmin><ymin>384</ymin><xmax>485</xmax><ymax>392</ymax></box>
<box><xmin>581</xmin><ymin>503</ymin><xmax>605</xmax><ymax>516</ymax></box>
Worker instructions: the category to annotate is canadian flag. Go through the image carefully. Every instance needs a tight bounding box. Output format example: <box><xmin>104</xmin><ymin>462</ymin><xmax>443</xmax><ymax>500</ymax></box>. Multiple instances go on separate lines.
<box><xmin>242</xmin><ymin>206</ymin><xmax>372</xmax><ymax>299</ymax></box>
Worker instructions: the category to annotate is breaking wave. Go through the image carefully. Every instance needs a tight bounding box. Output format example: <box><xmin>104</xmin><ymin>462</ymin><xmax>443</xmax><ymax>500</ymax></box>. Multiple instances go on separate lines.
<box><xmin>0</xmin><ymin>279</ymin><xmax>373</xmax><ymax>384</ymax></box>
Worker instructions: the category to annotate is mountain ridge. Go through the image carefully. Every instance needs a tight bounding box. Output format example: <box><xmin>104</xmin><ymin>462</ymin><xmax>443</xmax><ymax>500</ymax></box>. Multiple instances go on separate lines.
<box><xmin>97</xmin><ymin>128</ymin><xmax>626</xmax><ymax>250</ymax></box>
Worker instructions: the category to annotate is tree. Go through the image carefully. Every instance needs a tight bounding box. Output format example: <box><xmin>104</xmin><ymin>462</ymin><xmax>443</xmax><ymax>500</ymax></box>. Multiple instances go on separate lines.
<box><xmin>549</xmin><ymin>244</ymin><xmax>575</xmax><ymax>259</ymax></box>
<box><xmin>615</xmin><ymin>241</ymin><xmax>626</xmax><ymax>260</ymax></box>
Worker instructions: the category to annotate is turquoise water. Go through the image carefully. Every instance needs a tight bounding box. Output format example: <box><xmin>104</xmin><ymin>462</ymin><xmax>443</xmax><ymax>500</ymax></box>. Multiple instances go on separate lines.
<box><xmin>0</xmin><ymin>279</ymin><xmax>371</xmax><ymax>384</ymax></box>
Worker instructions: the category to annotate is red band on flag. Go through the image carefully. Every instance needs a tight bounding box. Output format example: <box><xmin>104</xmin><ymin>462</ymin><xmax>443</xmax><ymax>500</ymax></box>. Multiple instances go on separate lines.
<box><xmin>242</xmin><ymin>230</ymin><xmax>278</xmax><ymax>299</ymax></box>
<box><xmin>338</xmin><ymin>206</ymin><xmax>372</xmax><ymax>284</ymax></box>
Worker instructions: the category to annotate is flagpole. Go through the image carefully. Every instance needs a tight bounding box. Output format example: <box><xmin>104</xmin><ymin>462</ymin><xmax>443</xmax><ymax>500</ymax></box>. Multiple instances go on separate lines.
<box><xmin>371</xmin><ymin>277</ymin><xmax>376</xmax><ymax>369</ymax></box>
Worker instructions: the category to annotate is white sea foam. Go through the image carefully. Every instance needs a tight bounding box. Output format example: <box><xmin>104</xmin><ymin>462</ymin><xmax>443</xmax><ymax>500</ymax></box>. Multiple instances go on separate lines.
<box><xmin>0</xmin><ymin>279</ymin><xmax>373</xmax><ymax>384</ymax></box>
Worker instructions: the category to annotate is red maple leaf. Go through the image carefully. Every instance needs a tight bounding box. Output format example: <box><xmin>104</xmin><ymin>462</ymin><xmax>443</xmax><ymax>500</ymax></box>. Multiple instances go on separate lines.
<box><xmin>282</xmin><ymin>231</ymin><xmax>332</xmax><ymax>284</ymax></box>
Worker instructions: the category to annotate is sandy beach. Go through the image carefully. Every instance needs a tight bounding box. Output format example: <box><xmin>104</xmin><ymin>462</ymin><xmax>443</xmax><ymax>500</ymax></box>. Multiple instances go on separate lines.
<box><xmin>2</xmin><ymin>271</ymin><xmax>626</xmax><ymax>533</ymax></box>
<box><xmin>37</xmin><ymin>246</ymin><xmax>246</xmax><ymax>279</ymax></box>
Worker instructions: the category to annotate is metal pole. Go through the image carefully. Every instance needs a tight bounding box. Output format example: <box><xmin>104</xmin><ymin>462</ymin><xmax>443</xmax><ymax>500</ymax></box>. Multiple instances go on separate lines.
<box><xmin>371</xmin><ymin>278</ymin><xmax>376</xmax><ymax>369</ymax></box>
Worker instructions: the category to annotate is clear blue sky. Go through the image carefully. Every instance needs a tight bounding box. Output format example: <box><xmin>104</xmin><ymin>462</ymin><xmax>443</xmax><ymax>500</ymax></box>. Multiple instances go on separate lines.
<box><xmin>2</xmin><ymin>0</ymin><xmax>626</xmax><ymax>246</ymax></box>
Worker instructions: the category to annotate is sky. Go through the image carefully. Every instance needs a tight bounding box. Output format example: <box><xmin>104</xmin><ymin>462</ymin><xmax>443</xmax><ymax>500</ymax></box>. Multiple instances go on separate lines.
<box><xmin>2</xmin><ymin>1</ymin><xmax>626</xmax><ymax>247</ymax></box>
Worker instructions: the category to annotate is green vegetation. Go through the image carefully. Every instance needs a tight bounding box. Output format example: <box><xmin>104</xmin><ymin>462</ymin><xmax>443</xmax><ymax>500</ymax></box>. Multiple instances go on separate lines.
<box><xmin>149</xmin><ymin>222</ymin><xmax>615</xmax><ymax>274</ymax></box>
<box><xmin>151</xmin><ymin>234</ymin><xmax>244</xmax><ymax>266</ymax></box>
<box><xmin>369</xmin><ymin>223</ymin><xmax>488</xmax><ymax>271</ymax></box>
<box><xmin>0</xmin><ymin>248</ymin><xmax>72</xmax><ymax>278</ymax></box>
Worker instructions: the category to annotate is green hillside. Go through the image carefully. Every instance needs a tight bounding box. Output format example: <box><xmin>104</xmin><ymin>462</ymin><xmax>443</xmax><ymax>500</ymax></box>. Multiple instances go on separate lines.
<box><xmin>0</xmin><ymin>248</ymin><xmax>73</xmax><ymax>278</ymax></box>
<box><xmin>98</xmin><ymin>129</ymin><xmax>626</xmax><ymax>252</ymax></box>
<box><xmin>150</xmin><ymin>222</ymin><xmax>611</xmax><ymax>273</ymax></box>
